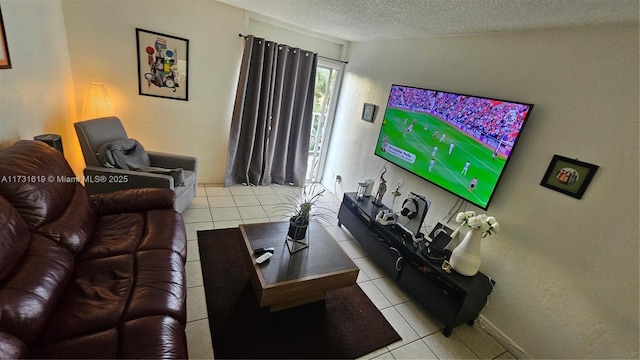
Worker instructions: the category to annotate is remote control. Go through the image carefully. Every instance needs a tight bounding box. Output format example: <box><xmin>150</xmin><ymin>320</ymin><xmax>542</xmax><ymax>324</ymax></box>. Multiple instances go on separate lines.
<box><xmin>253</xmin><ymin>247</ymin><xmax>275</xmax><ymax>256</ymax></box>
<box><xmin>255</xmin><ymin>251</ymin><xmax>273</xmax><ymax>264</ymax></box>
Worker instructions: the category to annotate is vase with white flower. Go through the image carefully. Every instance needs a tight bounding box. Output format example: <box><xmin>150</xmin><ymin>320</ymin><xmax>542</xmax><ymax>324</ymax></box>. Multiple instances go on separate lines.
<box><xmin>449</xmin><ymin>211</ymin><xmax>500</xmax><ymax>276</ymax></box>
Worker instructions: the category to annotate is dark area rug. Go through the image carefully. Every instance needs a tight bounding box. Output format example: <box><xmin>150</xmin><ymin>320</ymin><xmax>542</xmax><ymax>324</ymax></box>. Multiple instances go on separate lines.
<box><xmin>197</xmin><ymin>228</ymin><xmax>402</xmax><ymax>359</ymax></box>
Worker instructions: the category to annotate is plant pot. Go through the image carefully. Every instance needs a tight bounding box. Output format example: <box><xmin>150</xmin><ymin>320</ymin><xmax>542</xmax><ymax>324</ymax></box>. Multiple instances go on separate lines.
<box><xmin>449</xmin><ymin>228</ymin><xmax>482</xmax><ymax>276</ymax></box>
<box><xmin>286</xmin><ymin>220</ymin><xmax>309</xmax><ymax>254</ymax></box>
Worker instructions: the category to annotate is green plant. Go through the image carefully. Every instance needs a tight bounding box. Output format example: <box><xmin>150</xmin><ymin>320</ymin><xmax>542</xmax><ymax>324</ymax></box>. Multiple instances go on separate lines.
<box><xmin>288</xmin><ymin>183</ymin><xmax>326</xmax><ymax>226</ymax></box>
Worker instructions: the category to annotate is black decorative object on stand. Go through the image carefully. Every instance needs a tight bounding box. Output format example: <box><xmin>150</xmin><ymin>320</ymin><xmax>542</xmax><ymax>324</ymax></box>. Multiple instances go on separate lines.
<box><xmin>373</xmin><ymin>169</ymin><xmax>387</xmax><ymax>206</ymax></box>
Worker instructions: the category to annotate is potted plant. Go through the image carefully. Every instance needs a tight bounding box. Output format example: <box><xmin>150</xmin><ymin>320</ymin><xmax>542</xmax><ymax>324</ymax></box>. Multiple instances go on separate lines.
<box><xmin>282</xmin><ymin>183</ymin><xmax>328</xmax><ymax>253</ymax></box>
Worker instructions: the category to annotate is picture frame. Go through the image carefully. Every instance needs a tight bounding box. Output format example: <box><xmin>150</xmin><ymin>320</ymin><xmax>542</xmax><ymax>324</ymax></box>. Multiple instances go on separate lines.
<box><xmin>540</xmin><ymin>155</ymin><xmax>599</xmax><ymax>199</ymax></box>
<box><xmin>136</xmin><ymin>28</ymin><xmax>188</xmax><ymax>101</ymax></box>
<box><xmin>361</xmin><ymin>103</ymin><xmax>376</xmax><ymax>122</ymax></box>
<box><xmin>0</xmin><ymin>7</ymin><xmax>11</xmax><ymax>70</ymax></box>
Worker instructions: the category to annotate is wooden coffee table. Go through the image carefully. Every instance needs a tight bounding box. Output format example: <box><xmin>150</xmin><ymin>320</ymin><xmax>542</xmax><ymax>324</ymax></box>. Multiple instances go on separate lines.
<box><xmin>239</xmin><ymin>221</ymin><xmax>359</xmax><ymax>312</ymax></box>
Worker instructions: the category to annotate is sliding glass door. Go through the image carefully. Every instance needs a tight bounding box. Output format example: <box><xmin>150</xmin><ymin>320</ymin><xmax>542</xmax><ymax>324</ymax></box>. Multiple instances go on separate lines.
<box><xmin>306</xmin><ymin>59</ymin><xmax>343</xmax><ymax>182</ymax></box>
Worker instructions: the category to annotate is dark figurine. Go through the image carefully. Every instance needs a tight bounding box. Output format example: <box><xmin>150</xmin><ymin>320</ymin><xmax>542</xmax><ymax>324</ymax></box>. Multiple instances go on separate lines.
<box><xmin>373</xmin><ymin>169</ymin><xmax>387</xmax><ymax>206</ymax></box>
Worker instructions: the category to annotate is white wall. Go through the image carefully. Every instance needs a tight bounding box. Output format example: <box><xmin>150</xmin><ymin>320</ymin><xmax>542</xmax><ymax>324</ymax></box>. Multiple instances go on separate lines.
<box><xmin>61</xmin><ymin>0</ymin><xmax>245</xmax><ymax>183</ymax></box>
<box><xmin>0</xmin><ymin>0</ymin><xmax>79</xmax><ymax>171</ymax></box>
<box><xmin>322</xmin><ymin>25</ymin><xmax>639</xmax><ymax>358</ymax></box>
<box><xmin>247</xmin><ymin>15</ymin><xmax>348</xmax><ymax>61</ymax></box>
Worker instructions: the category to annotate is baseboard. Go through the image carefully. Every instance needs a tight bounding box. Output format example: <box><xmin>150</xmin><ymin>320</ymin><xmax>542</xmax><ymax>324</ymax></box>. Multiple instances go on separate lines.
<box><xmin>197</xmin><ymin>180</ymin><xmax>222</xmax><ymax>186</ymax></box>
<box><xmin>475</xmin><ymin>315</ymin><xmax>533</xmax><ymax>359</ymax></box>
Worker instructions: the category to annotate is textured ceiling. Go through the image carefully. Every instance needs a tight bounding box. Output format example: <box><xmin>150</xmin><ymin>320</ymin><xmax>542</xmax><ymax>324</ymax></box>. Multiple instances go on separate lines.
<box><xmin>216</xmin><ymin>0</ymin><xmax>639</xmax><ymax>41</ymax></box>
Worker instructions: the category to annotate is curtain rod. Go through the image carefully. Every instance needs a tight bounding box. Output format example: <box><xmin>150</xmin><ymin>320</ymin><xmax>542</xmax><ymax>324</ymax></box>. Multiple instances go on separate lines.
<box><xmin>238</xmin><ymin>33</ymin><xmax>348</xmax><ymax>64</ymax></box>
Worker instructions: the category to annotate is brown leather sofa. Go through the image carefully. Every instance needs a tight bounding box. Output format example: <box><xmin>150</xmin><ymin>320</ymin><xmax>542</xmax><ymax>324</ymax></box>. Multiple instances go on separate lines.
<box><xmin>0</xmin><ymin>141</ymin><xmax>188</xmax><ymax>358</ymax></box>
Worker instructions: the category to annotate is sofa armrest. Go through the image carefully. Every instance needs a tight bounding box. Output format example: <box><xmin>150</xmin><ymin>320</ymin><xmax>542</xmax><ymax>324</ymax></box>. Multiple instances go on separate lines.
<box><xmin>83</xmin><ymin>166</ymin><xmax>175</xmax><ymax>195</ymax></box>
<box><xmin>148</xmin><ymin>151</ymin><xmax>198</xmax><ymax>171</ymax></box>
<box><xmin>90</xmin><ymin>188</ymin><xmax>175</xmax><ymax>215</ymax></box>
<box><xmin>0</xmin><ymin>331</ymin><xmax>27</xmax><ymax>359</ymax></box>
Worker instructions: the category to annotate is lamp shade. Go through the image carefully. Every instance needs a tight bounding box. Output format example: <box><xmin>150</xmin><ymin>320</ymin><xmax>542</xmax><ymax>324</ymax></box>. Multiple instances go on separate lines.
<box><xmin>82</xmin><ymin>82</ymin><xmax>113</xmax><ymax>119</ymax></box>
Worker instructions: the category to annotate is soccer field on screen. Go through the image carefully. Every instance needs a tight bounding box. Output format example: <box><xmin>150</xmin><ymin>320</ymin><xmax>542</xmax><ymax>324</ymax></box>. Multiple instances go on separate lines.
<box><xmin>375</xmin><ymin>108</ymin><xmax>508</xmax><ymax>208</ymax></box>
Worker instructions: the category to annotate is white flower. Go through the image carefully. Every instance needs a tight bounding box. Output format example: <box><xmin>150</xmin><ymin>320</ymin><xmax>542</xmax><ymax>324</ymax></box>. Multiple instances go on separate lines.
<box><xmin>467</xmin><ymin>216</ymin><xmax>481</xmax><ymax>229</ymax></box>
<box><xmin>455</xmin><ymin>210</ymin><xmax>476</xmax><ymax>223</ymax></box>
<box><xmin>454</xmin><ymin>211</ymin><xmax>500</xmax><ymax>237</ymax></box>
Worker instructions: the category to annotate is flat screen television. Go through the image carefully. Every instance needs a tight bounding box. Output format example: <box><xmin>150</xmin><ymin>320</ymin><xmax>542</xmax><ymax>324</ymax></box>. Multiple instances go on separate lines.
<box><xmin>375</xmin><ymin>84</ymin><xmax>533</xmax><ymax>210</ymax></box>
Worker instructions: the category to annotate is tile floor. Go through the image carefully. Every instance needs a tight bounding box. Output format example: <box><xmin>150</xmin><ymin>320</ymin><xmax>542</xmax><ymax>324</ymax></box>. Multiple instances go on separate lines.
<box><xmin>184</xmin><ymin>184</ymin><xmax>514</xmax><ymax>359</ymax></box>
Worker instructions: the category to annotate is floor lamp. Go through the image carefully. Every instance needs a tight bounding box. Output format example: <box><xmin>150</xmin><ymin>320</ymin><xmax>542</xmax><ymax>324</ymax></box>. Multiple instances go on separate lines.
<box><xmin>82</xmin><ymin>82</ymin><xmax>113</xmax><ymax>119</ymax></box>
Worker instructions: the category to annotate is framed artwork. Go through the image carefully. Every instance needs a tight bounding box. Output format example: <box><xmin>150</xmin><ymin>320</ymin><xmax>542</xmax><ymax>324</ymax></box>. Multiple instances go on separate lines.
<box><xmin>136</xmin><ymin>28</ymin><xmax>188</xmax><ymax>101</ymax></box>
<box><xmin>0</xmin><ymin>7</ymin><xmax>11</xmax><ymax>70</ymax></box>
<box><xmin>540</xmin><ymin>155</ymin><xmax>599</xmax><ymax>199</ymax></box>
<box><xmin>361</xmin><ymin>103</ymin><xmax>376</xmax><ymax>122</ymax></box>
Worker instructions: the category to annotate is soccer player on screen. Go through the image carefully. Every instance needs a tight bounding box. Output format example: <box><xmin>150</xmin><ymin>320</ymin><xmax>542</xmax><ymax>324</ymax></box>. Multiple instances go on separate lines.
<box><xmin>449</xmin><ymin>142</ymin><xmax>455</xmax><ymax>155</ymax></box>
<box><xmin>429</xmin><ymin>158</ymin><xmax>435</xmax><ymax>172</ymax></box>
<box><xmin>462</xmin><ymin>160</ymin><xmax>470</xmax><ymax>176</ymax></box>
<box><xmin>406</xmin><ymin>119</ymin><xmax>416</xmax><ymax>133</ymax></box>
<box><xmin>469</xmin><ymin>178</ymin><xmax>478</xmax><ymax>191</ymax></box>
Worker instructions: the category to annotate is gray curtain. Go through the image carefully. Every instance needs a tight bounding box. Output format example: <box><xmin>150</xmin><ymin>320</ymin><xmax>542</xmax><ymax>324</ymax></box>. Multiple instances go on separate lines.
<box><xmin>224</xmin><ymin>35</ymin><xmax>317</xmax><ymax>187</ymax></box>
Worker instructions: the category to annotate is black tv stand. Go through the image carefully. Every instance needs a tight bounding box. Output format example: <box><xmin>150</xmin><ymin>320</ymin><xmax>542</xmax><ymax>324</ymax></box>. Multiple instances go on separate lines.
<box><xmin>337</xmin><ymin>192</ymin><xmax>495</xmax><ymax>336</ymax></box>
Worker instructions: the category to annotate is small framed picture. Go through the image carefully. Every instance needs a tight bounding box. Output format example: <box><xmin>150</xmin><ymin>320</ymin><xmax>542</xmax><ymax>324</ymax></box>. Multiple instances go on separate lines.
<box><xmin>361</xmin><ymin>103</ymin><xmax>376</xmax><ymax>122</ymax></box>
<box><xmin>136</xmin><ymin>28</ymin><xmax>189</xmax><ymax>101</ymax></box>
<box><xmin>0</xmin><ymin>7</ymin><xmax>11</xmax><ymax>70</ymax></box>
<box><xmin>540</xmin><ymin>155</ymin><xmax>599</xmax><ymax>199</ymax></box>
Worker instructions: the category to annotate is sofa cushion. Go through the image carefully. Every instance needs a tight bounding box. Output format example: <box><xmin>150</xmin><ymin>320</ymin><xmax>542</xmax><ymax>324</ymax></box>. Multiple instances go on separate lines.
<box><xmin>0</xmin><ymin>235</ymin><xmax>74</xmax><ymax>344</ymax></box>
<box><xmin>38</xmin><ymin>253</ymin><xmax>136</xmax><ymax>343</ymax></box>
<box><xmin>90</xmin><ymin>188</ymin><xmax>174</xmax><ymax>216</ymax></box>
<box><xmin>121</xmin><ymin>250</ymin><xmax>186</xmax><ymax>323</ymax></box>
<box><xmin>120</xmin><ymin>316</ymin><xmax>188</xmax><ymax>358</ymax></box>
<box><xmin>0</xmin><ymin>331</ymin><xmax>27</xmax><ymax>359</ymax></box>
<box><xmin>29</xmin><ymin>316</ymin><xmax>187</xmax><ymax>359</ymax></box>
<box><xmin>138</xmin><ymin>210</ymin><xmax>187</xmax><ymax>260</ymax></box>
<box><xmin>0</xmin><ymin>141</ymin><xmax>96</xmax><ymax>255</ymax></box>
<box><xmin>77</xmin><ymin>213</ymin><xmax>146</xmax><ymax>261</ymax></box>
<box><xmin>35</xmin><ymin>184</ymin><xmax>96</xmax><ymax>255</ymax></box>
<box><xmin>78</xmin><ymin>210</ymin><xmax>186</xmax><ymax>262</ymax></box>
<box><xmin>37</xmin><ymin>250</ymin><xmax>186</xmax><ymax>343</ymax></box>
<box><xmin>0</xmin><ymin>141</ymin><xmax>77</xmax><ymax>228</ymax></box>
<box><xmin>0</xmin><ymin>196</ymin><xmax>31</xmax><ymax>282</ymax></box>
<box><xmin>30</xmin><ymin>327</ymin><xmax>119</xmax><ymax>359</ymax></box>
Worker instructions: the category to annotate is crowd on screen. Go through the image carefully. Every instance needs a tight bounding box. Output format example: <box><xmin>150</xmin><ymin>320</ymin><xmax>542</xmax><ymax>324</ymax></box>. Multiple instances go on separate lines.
<box><xmin>389</xmin><ymin>86</ymin><xmax>529</xmax><ymax>142</ymax></box>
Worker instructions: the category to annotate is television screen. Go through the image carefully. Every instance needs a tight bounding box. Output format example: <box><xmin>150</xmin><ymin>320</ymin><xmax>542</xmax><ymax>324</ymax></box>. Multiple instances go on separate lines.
<box><xmin>375</xmin><ymin>84</ymin><xmax>533</xmax><ymax>209</ymax></box>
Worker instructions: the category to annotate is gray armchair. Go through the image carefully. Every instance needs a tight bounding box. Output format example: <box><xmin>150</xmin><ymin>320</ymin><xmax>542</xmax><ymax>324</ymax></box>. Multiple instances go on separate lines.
<box><xmin>74</xmin><ymin>116</ymin><xmax>198</xmax><ymax>213</ymax></box>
